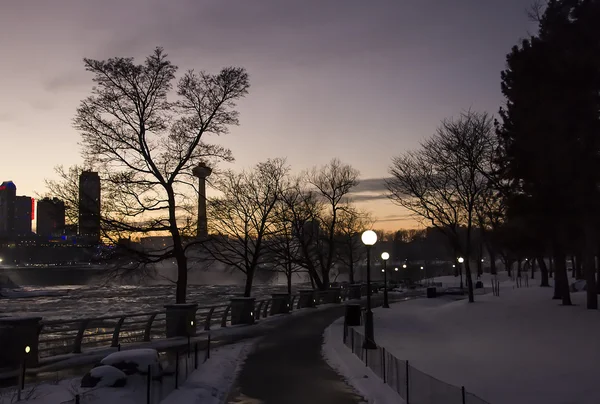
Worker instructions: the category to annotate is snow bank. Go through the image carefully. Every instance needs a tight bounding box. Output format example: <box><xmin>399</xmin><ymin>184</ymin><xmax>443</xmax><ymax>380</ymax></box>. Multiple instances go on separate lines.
<box><xmin>322</xmin><ymin>323</ymin><xmax>404</xmax><ymax>404</ymax></box>
<box><xmin>335</xmin><ymin>284</ymin><xmax>600</xmax><ymax>404</ymax></box>
<box><xmin>101</xmin><ymin>348</ymin><xmax>159</xmax><ymax>375</ymax></box>
<box><xmin>81</xmin><ymin>365</ymin><xmax>127</xmax><ymax>388</ymax></box>
<box><xmin>160</xmin><ymin>339</ymin><xmax>256</xmax><ymax>404</ymax></box>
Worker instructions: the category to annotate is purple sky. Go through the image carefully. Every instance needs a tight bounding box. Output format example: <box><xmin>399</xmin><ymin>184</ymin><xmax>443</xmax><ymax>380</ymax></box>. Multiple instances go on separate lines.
<box><xmin>0</xmin><ymin>0</ymin><xmax>535</xmax><ymax>230</ymax></box>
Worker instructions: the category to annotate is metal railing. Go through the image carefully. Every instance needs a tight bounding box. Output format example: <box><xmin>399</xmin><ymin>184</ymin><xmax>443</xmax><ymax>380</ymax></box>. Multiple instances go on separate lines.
<box><xmin>34</xmin><ymin>285</ymin><xmax>372</xmax><ymax>360</ymax></box>
<box><xmin>343</xmin><ymin>326</ymin><xmax>490</xmax><ymax>404</ymax></box>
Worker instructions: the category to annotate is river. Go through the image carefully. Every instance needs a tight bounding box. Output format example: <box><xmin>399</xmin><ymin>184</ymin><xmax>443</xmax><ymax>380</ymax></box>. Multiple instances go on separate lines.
<box><xmin>0</xmin><ymin>283</ymin><xmax>296</xmax><ymax>320</ymax></box>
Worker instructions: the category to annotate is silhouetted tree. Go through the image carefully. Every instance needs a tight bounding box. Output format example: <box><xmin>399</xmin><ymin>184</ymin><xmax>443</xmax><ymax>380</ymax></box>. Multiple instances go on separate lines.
<box><xmin>280</xmin><ymin>159</ymin><xmax>359</xmax><ymax>290</ymax></box>
<box><xmin>497</xmin><ymin>0</ymin><xmax>600</xmax><ymax>308</ymax></box>
<box><xmin>68</xmin><ymin>47</ymin><xmax>249</xmax><ymax>303</ymax></box>
<box><xmin>387</xmin><ymin>111</ymin><xmax>496</xmax><ymax>302</ymax></box>
<box><xmin>205</xmin><ymin>158</ymin><xmax>288</xmax><ymax>297</ymax></box>
<box><xmin>335</xmin><ymin>206</ymin><xmax>373</xmax><ymax>284</ymax></box>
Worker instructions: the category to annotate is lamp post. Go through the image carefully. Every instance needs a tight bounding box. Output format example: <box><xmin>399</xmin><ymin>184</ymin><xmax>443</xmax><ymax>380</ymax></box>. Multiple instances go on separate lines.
<box><xmin>381</xmin><ymin>252</ymin><xmax>390</xmax><ymax>308</ymax></box>
<box><xmin>458</xmin><ymin>257</ymin><xmax>465</xmax><ymax>289</ymax></box>
<box><xmin>361</xmin><ymin>230</ymin><xmax>377</xmax><ymax>349</ymax></box>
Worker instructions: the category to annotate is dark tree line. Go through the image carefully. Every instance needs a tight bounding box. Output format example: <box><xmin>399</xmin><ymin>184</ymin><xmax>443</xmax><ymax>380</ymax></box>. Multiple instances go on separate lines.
<box><xmin>387</xmin><ymin>0</ymin><xmax>600</xmax><ymax>308</ymax></box>
<box><xmin>497</xmin><ymin>0</ymin><xmax>600</xmax><ymax>309</ymax></box>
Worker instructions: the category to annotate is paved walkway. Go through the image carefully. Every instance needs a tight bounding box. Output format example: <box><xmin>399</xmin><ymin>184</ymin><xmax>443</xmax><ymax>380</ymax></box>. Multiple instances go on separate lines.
<box><xmin>226</xmin><ymin>306</ymin><xmax>365</xmax><ymax>404</ymax></box>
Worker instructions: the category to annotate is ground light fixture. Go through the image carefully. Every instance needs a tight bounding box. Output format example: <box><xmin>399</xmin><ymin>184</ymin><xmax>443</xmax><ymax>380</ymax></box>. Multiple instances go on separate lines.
<box><xmin>381</xmin><ymin>252</ymin><xmax>390</xmax><ymax>308</ymax></box>
<box><xmin>361</xmin><ymin>230</ymin><xmax>377</xmax><ymax>349</ymax></box>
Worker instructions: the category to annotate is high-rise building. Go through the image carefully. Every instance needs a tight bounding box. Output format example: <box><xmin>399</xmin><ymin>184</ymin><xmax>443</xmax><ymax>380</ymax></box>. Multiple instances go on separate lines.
<box><xmin>14</xmin><ymin>196</ymin><xmax>33</xmax><ymax>236</ymax></box>
<box><xmin>0</xmin><ymin>181</ymin><xmax>17</xmax><ymax>237</ymax></box>
<box><xmin>79</xmin><ymin>171</ymin><xmax>101</xmax><ymax>243</ymax></box>
<box><xmin>37</xmin><ymin>197</ymin><xmax>66</xmax><ymax>238</ymax></box>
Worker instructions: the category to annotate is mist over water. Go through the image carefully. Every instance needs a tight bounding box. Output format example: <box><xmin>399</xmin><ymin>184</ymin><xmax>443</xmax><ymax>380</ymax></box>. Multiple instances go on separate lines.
<box><xmin>0</xmin><ymin>262</ymin><xmax>314</xmax><ymax>321</ymax></box>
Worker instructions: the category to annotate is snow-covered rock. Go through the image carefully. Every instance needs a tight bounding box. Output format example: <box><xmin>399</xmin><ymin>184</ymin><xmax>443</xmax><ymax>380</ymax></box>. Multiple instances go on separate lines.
<box><xmin>101</xmin><ymin>349</ymin><xmax>161</xmax><ymax>375</ymax></box>
<box><xmin>81</xmin><ymin>365</ymin><xmax>127</xmax><ymax>388</ymax></box>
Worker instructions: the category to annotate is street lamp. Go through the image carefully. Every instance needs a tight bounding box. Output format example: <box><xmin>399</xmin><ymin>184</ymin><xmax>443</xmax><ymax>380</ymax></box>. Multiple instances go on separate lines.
<box><xmin>361</xmin><ymin>230</ymin><xmax>377</xmax><ymax>349</ymax></box>
<box><xmin>458</xmin><ymin>257</ymin><xmax>465</xmax><ymax>289</ymax></box>
<box><xmin>381</xmin><ymin>252</ymin><xmax>390</xmax><ymax>308</ymax></box>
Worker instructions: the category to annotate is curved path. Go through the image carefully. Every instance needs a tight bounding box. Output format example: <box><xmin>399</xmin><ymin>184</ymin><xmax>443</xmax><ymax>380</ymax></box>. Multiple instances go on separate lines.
<box><xmin>226</xmin><ymin>306</ymin><xmax>364</xmax><ymax>404</ymax></box>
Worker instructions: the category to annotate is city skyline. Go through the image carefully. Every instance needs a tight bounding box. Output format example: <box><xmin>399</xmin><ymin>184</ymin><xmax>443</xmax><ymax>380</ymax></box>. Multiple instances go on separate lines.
<box><xmin>0</xmin><ymin>0</ymin><xmax>536</xmax><ymax>230</ymax></box>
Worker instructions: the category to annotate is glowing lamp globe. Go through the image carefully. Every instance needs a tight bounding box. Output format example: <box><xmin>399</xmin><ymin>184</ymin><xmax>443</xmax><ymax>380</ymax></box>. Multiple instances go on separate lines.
<box><xmin>402</xmin><ymin>264</ymin><xmax>407</xmax><ymax>269</ymax></box>
<box><xmin>458</xmin><ymin>257</ymin><xmax>464</xmax><ymax>263</ymax></box>
<box><xmin>381</xmin><ymin>252</ymin><xmax>389</xmax><ymax>260</ymax></box>
<box><xmin>361</xmin><ymin>230</ymin><xmax>377</xmax><ymax>246</ymax></box>
<box><xmin>394</xmin><ymin>267</ymin><xmax>398</xmax><ymax>271</ymax></box>
<box><xmin>25</xmin><ymin>346</ymin><xmax>31</xmax><ymax>354</ymax></box>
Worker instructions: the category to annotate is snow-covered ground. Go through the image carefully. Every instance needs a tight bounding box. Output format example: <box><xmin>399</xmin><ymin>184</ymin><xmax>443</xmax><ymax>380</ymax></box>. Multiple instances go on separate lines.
<box><xmin>160</xmin><ymin>339</ymin><xmax>255</xmax><ymax>404</ymax></box>
<box><xmin>323</xmin><ymin>324</ymin><xmax>403</xmax><ymax>404</ymax></box>
<box><xmin>0</xmin><ymin>340</ymin><xmax>256</xmax><ymax>404</ymax></box>
<box><xmin>324</xmin><ymin>277</ymin><xmax>600</xmax><ymax>404</ymax></box>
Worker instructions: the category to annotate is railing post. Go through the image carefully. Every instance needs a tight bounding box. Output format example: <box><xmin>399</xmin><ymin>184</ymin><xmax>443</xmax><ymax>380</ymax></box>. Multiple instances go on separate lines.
<box><xmin>382</xmin><ymin>347</ymin><xmax>386</xmax><ymax>383</ymax></box>
<box><xmin>406</xmin><ymin>360</ymin><xmax>410</xmax><ymax>404</ymax></box>
<box><xmin>143</xmin><ymin>313</ymin><xmax>158</xmax><ymax>342</ymax></box>
<box><xmin>111</xmin><ymin>316</ymin><xmax>126</xmax><ymax>348</ymax></box>
<box><xmin>204</xmin><ymin>307</ymin><xmax>216</xmax><ymax>331</ymax></box>
<box><xmin>73</xmin><ymin>319</ymin><xmax>90</xmax><ymax>354</ymax></box>
<box><xmin>221</xmin><ymin>305</ymin><xmax>231</xmax><ymax>328</ymax></box>
<box><xmin>461</xmin><ymin>386</ymin><xmax>466</xmax><ymax>404</ymax></box>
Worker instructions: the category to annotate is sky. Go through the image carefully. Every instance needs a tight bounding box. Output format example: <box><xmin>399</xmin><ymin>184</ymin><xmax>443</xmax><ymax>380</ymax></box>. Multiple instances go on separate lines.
<box><xmin>0</xmin><ymin>0</ymin><xmax>536</xmax><ymax>231</ymax></box>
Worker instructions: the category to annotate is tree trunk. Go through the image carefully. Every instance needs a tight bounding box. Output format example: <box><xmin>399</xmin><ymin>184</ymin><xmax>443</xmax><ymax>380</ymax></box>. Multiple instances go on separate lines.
<box><xmin>506</xmin><ymin>260</ymin><xmax>513</xmax><ymax>277</ymax></box>
<box><xmin>537</xmin><ymin>257</ymin><xmax>550</xmax><ymax>287</ymax></box>
<box><xmin>244</xmin><ymin>268</ymin><xmax>255</xmax><ymax>297</ymax></box>
<box><xmin>583</xmin><ymin>224</ymin><xmax>597</xmax><ymax>309</ymax></box>
<box><xmin>309</xmin><ymin>272</ymin><xmax>316</xmax><ymax>289</ymax></box>
<box><xmin>517</xmin><ymin>259</ymin><xmax>522</xmax><ymax>278</ymax></box>
<box><xmin>554</xmin><ymin>249</ymin><xmax>572</xmax><ymax>305</ymax></box>
<box><xmin>531</xmin><ymin>259</ymin><xmax>536</xmax><ymax>279</ymax></box>
<box><xmin>320</xmin><ymin>267</ymin><xmax>330</xmax><ymax>290</ymax></box>
<box><xmin>349</xmin><ymin>262</ymin><xmax>355</xmax><ymax>284</ymax></box>
<box><xmin>576</xmin><ymin>254</ymin><xmax>584</xmax><ymax>280</ymax></box>
<box><xmin>174</xmin><ymin>250</ymin><xmax>188</xmax><ymax>304</ymax></box>
<box><xmin>571</xmin><ymin>255</ymin><xmax>577</xmax><ymax>279</ymax></box>
<box><xmin>464</xmin><ymin>260</ymin><xmax>475</xmax><ymax>303</ymax></box>
<box><xmin>489</xmin><ymin>248</ymin><xmax>497</xmax><ymax>275</ymax></box>
<box><xmin>549</xmin><ymin>256</ymin><xmax>554</xmax><ymax>278</ymax></box>
<box><xmin>168</xmin><ymin>188</ymin><xmax>188</xmax><ymax>304</ymax></box>
<box><xmin>287</xmin><ymin>271</ymin><xmax>292</xmax><ymax>295</ymax></box>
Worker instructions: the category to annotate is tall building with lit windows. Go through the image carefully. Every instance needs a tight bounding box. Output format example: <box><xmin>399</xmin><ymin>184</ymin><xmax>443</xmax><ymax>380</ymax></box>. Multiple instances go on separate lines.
<box><xmin>78</xmin><ymin>171</ymin><xmax>101</xmax><ymax>243</ymax></box>
<box><xmin>0</xmin><ymin>181</ymin><xmax>17</xmax><ymax>237</ymax></box>
<box><xmin>14</xmin><ymin>196</ymin><xmax>33</xmax><ymax>236</ymax></box>
<box><xmin>37</xmin><ymin>197</ymin><xmax>66</xmax><ymax>238</ymax></box>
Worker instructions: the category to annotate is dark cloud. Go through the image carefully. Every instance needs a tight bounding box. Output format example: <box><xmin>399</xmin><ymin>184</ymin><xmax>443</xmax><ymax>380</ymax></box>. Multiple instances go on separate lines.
<box><xmin>353</xmin><ymin>178</ymin><xmax>391</xmax><ymax>193</ymax></box>
<box><xmin>375</xmin><ymin>214</ymin><xmax>415</xmax><ymax>223</ymax></box>
<box><xmin>43</xmin><ymin>71</ymin><xmax>90</xmax><ymax>93</ymax></box>
<box><xmin>350</xmin><ymin>193</ymin><xmax>388</xmax><ymax>203</ymax></box>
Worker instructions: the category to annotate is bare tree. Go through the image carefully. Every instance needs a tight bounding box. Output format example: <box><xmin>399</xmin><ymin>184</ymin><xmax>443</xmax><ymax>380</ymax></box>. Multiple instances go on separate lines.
<box><xmin>335</xmin><ymin>206</ymin><xmax>373</xmax><ymax>284</ymax></box>
<box><xmin>386</xmin><ymin>111</ymin><xmax>495</xmax><ymax>302</ymax></box>
<box><xmin>283</xmin><ymin>159</ymin><xmax>359</xmax><ymax>290</ymax></box>
<box><xmin>264</xmin><ymin>193</ymin><xmax>306</xmax><ymax>294</ymax></box>
<box><xmin>205</xmin><ymin>158</ymin><xmax>289</xmax><ymax>297</ymax></box>
<box><xmin>278</xmin><ymin>177</ymin><xmax>325</xmax><ymax>289</ymax></box>
<box><xmin>67</xmin><ymin>47</ymin><xmax>249</xmax><ymax>303</ymax></box>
